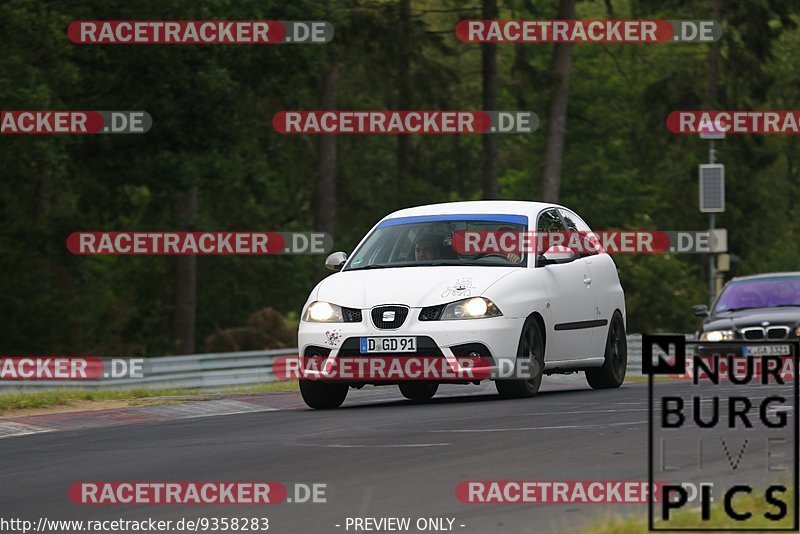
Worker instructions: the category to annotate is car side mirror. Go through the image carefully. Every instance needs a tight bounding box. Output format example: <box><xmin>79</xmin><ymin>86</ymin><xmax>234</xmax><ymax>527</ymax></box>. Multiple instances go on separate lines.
<box><xmin>692</xmin><ymin>304</ymin><xmax>710</xmax><ymax>317</ymax></box>
<box><xmin>537</xmin><ymin>246</ymin><xmax>577</xmax><ymax>267</ymax></box>
<box><xmin>325</xmin><ymin>251</ymin><xmax>348</xmax><ymax>271</ymax></box>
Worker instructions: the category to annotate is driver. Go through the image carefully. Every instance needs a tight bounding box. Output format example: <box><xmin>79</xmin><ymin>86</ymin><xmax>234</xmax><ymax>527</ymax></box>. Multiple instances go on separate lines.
<box><xmin>497</xmin><ymin>226</ymin><xmax>523</xmax><ymax>264</ymax></box>
<box><xmin>415</xmin><ymin>233</ymin><xmax>440</xmax><ymax>261</ymax></box>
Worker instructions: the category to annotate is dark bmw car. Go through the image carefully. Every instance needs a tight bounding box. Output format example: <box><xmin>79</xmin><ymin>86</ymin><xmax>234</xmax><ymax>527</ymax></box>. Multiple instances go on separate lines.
<box><xmin>694</xmin><ymin>272</ymin><xmax>800</xmax><ymax>357</ymax></box>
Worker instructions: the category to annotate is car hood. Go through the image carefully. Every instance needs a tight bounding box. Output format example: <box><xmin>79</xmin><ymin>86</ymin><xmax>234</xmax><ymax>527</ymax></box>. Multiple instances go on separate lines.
<box><xmin>704</xmin><ymin>307</ymin><xmax>800</xmax><ymax>331</ymax></box>
<box><xmin>316</xmin><ymin>266</ymin><xmax>517</xmax><ymax>309</ymax></box>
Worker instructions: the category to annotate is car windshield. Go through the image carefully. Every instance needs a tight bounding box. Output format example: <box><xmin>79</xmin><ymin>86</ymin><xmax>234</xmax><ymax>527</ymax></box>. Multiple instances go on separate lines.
<box><xmin>344</xmin><ymin>215</ymin><xmax>528</xmax><ymax>271</ymax></box>
<box><xmin>713</xmin><ymin>276</ymin><xmax>800</xmax><ymax>312</ymax></box>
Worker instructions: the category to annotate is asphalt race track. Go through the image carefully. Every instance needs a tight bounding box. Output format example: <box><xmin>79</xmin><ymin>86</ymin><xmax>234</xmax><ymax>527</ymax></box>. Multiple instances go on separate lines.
<box><xmin>0</xmin><ymin>375</ymin><xmax>795</xmax><ymax>533</ymax></box>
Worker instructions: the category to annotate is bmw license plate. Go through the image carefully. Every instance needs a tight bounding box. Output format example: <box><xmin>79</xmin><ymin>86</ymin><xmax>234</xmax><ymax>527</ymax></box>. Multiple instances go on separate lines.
<box><xmin>360</xmin><ymin>337</ymin><xmax>417</xmax><ymax>354</ymax></box>
<box><xmin>742</xmin><ymin>344</ymin><xmax>791</xmax><ymax>356</ymax></box>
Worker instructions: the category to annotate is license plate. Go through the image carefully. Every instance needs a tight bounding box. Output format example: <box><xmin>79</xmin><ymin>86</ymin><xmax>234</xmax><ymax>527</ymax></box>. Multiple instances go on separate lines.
<box><xmin>743</xmin><ymin>344</ymin><xmax>791</xmax><ymax>356</ymax></box>
<box><xmin>359</xmin><ymin>337</ymin><xmax>417</xmax><ymax>354</ymax></box>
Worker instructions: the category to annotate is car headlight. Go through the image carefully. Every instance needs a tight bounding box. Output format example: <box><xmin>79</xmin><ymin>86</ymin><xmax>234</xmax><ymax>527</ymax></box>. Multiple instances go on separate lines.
<box><xmin>303</xmin><ymin>301</ymin><xmax>344</xmax><ymax>322</ymax></box>
<box><xmin>441</xmin><ymin>297</ymin><xmax>502</xmax><ymax>320</ymax></box>
<box><xmin>700</xmin><ymin>330</ymin><xmax>734</xmax><ymax>342</ymax></box>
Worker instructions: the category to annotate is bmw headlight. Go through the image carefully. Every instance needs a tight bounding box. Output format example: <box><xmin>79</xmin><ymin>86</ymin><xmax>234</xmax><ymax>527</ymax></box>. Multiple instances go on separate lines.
<box><xmin>700</xmin><ymin>330</ymin><xmax>734</xmax><ymax>342</ymax></box>
<box><xmin>303</xmin><ymin>301</ymin><xmax>344</xmax><ymax>322</ymax></box>
<box><xmin>441</xmin><ymin>297</ymin><xmax>502</xmax><ymax>320</ymax></box>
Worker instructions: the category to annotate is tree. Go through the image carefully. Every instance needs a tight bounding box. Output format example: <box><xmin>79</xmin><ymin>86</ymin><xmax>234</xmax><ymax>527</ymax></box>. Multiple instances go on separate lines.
<box><xmin>541</xmin><ymin>0</ymin><xmax>575</xmax><ymax>203</ymax></box>
<box><xmin>313</xmin><ymin>64</ymin><xmax>338</xmax><ymax>237</ymax></box>
<box><xmin>481</xmin><ymin>0</ymin><xmax>500</xmax><ymax>199</ymax></box>
<box><xmin>397</xmin><ymin>0</ymin><xmax>413</xmax><ymax>185</ymax></box>
<box><xmin>173</xmin><ymin>187</ymin><xmax>197</xmax><ymax>354</ymax></box>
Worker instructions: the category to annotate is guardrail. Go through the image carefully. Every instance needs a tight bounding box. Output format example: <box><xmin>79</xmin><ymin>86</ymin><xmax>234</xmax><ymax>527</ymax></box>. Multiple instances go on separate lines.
<box><xmin>0</xmin><ymin>349</ymin><xmax>296</xmax><ymax>392</ymax></box>
<box><xmin>0</xmin><ymin>334</ymin><xmax>692</xmax><ymax>392</ymax></box>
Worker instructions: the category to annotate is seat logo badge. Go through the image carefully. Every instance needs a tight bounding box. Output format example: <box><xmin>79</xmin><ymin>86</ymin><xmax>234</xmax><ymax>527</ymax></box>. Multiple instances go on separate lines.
<box><xmin>383</xmin><ymin>311</ymin><xmax>396</xmax><ymax>322</ymax></box>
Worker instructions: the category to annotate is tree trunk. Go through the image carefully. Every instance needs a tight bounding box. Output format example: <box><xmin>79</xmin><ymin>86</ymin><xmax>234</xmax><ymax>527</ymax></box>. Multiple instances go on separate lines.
<box><xmin>313</xmin><ymin>64</ymin><xmax>338</xmax><ymax>237</ymax></box>
<box><xmin>705</xmin><ymin>0</ymin><xmax>723</xmax><ymax>107</ymax></box>
<box><xmin>481</xmin><ymin>0</ymin><xmax>499</xmax><ymax>200</ymax></box>
<box><xmin>541</xmin><ymin>0</ymin><xmax>575</xmax><ymax>203</ymax></box>
<box><xmin>174</xmin><ymin>186</ymin><xmax>197</xmax><ymax>354</ymax></box>
<box><xmin>454</xmin><ymin>136</ymin><xmax>466</xmax><ymax>199</ymax></box>
<box><xmin>397</xmin><ymin>0</ymin><xmax>412</xmax><ymax>185</ymax></box>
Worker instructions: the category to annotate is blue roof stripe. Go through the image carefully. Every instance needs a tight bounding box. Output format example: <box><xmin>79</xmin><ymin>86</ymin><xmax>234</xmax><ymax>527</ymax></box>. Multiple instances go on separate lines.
<box><xmin>378</xmin><ymin>214</ymin><xmax>528</xmax><ymax>228</ymax></box>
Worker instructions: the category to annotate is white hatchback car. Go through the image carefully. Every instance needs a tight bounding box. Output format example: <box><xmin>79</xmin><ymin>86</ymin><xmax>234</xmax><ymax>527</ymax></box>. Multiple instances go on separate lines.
<box><xmin>297</xmin><ymin>201</ymin><xmax>627</xmax><ymax>409</ymax></box>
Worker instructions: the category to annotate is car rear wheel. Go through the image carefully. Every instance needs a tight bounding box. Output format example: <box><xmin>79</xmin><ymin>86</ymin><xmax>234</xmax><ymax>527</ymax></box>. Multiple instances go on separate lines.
<box><xmin>299</xmin><ymin>379</ymin><xmax>348</xmax><ymax>409</ymax></box>
<box><xmin>586</xmin><ymin>312</ymin><xmax>627</xmax><ymax>389</ymax></box>
<box><xmin>399</xmin><ymin>382</ymin><xmax>438</xmax><ymax>401</ymax></box>
<box><xmin>496</xmin><ymin>317</ymin><xmax>544</xmax><ymax>399</ymax></box>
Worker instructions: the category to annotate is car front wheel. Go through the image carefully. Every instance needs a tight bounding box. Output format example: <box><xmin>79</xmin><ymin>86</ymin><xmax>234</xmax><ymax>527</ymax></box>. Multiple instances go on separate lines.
<box><xmin>399</xmin><ymin>382</ymin><xmax>438</xmax><ymax>401</ymax></box>
<box><xmin>299</xmin><ymin>379</ymin><xmax>349</xmax><ymax>409</ymax></box>
<box><xmin>496</xmin><ymin>317</ymin><xmax>545</xmax><ymax>399</ymax></box>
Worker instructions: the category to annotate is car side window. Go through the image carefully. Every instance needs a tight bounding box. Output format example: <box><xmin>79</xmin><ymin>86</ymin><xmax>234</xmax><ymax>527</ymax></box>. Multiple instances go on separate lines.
<box><xmin>537</xmin><ymin>209</ymin><xmax>565</xmax><ymax>232</ymax></box>
<box><xmin>559</xmin><ymin>209</ymin><xmax>600</xmax><ymax>256</ymax></box>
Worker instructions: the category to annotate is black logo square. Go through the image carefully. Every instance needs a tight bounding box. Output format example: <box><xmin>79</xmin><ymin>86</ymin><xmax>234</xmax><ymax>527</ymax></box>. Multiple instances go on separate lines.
<box><xmin>643</xmin><ymin>334</ymin><xmax>686</xmax><ymax>375</ymax></box>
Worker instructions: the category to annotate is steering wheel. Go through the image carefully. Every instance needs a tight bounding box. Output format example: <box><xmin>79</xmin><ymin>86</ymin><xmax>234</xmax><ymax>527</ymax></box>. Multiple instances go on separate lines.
<box><xmin>476</xmin><ymin>253</ymin><xmax>515</xmax><ymax>263</ymax></box>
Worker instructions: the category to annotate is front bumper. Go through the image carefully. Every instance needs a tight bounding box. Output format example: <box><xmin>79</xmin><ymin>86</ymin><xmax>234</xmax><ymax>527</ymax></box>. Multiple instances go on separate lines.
<box><xmin>297</xmin><ymin>311</ymin><xmax>525</xmax><ymax>382</ymax></box>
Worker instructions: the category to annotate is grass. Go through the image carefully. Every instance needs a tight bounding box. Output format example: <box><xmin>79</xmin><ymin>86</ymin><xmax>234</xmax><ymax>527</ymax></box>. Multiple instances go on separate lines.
<box><xmin>581</xmin><ymin>486</ymin><xmax>796</xmax><ymax>532</ymax></box>
<box><xmin>624</xmin><ymin>374</ymin><xmax>685</xmax><ymax>384</ymax></box>
<box><xmin>0</xmin><ymin>380</ymin><xmax>299</xmax><ymax>414</ymax></box>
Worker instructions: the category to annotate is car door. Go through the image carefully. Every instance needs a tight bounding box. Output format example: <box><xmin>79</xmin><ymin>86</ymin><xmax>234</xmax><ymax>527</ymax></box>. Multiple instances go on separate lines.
<box><xmin>559</xmin><ymin>208</ymin><xmax>616</xmax><ymax>358</ymax></box>
<box><xmin>535</xmin><ymin>208</ymin><xmax>596</xmax><ymax>360</ymax></box>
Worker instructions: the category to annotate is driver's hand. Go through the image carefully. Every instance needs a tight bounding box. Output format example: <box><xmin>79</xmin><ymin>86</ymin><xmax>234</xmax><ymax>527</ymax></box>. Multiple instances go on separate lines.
<box><xmin>506</xmin><ymin>253</ymin><xmax>521</xmax><ymax>263</ymax></box>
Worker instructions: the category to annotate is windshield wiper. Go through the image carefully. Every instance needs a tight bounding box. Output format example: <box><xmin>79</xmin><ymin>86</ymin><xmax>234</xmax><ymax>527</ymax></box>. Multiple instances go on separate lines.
<box><xmin>348</xmin><ymin>261</ymin><xmax>478</xmax><ymax>270</ymax></box>
<box><xmin>722</xmin><ymin>304</ymin><xmax>800</xmax><ymax>312</ymax></box>
<box><xmin>410</xmin><ymin>261</ymin><xmax>466</xmax><ymax>267</ymax></box>
<box><xmin>346</xmin><ymin>264</ymin><xmax>394</xmax><ymax>271</ymax></box>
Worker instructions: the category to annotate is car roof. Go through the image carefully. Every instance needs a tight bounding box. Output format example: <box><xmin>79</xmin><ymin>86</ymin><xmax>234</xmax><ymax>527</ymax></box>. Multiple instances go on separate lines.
<box><xmin>729</xmin><ymin>272</ymin><xmax>800</xmax><ymax>282</ymax></box>
<box><xmin>384</xmin><ymin>200</ymin><xmax>562</xmax><ymax>220</ymax></box>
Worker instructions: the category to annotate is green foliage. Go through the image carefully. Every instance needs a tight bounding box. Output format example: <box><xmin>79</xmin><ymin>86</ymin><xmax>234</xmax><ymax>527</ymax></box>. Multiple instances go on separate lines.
<box><xmin>2</xmin><ymin>0</ymin><xmax>799</xmax><ymax>354</ymax></box>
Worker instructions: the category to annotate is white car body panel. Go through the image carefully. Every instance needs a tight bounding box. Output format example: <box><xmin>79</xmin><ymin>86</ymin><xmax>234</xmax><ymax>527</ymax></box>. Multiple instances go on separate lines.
<box><xmin>298</xmin><ymin>200</ymin><xmax>626</xmax><ymax>378</ymax></box>
<box><xmin>315</xmin><ymin>266</ymin><xmax>518</xmax><ymax>310</ymax></box>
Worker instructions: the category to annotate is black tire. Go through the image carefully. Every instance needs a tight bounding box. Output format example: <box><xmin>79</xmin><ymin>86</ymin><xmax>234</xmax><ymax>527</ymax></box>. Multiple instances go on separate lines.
<box><xmin>299</xmin><ymin>379</ymin><xmax>348</xmax><ymax>409</ymax></box>
<box><xmin>586</xmin><ymin>312</ymin><xmax>627</xmax><ymax>389</ymax></box>
<box><xmin>496</xmin><ymin>317</ymin><xmax>545</xmax><ymax>399</ymax></box>
<box><xmin>399</xmin><ymin>382</ymin><xmax>438</xmax><ymax>401</ymax></box>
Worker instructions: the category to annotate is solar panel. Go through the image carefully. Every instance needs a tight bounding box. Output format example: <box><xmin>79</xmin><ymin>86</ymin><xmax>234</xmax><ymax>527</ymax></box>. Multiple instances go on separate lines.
<box><xmin>699</xmin><ymin>164</ymin><xmax>725</xmax><ymax>213</ymax></box>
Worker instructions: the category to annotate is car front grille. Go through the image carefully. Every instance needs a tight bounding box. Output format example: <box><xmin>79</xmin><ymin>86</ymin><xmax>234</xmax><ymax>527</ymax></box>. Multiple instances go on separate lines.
<box><xmin>343</xmin><ymin>307</ymin><xmax>362</xmax><ymax>322</ymax></box>
<box><xmin>768</xmin><ymin>326</ymin><xmax>790</xmax><ymax>339</ymax></box>
<box><xmin>303</xmin><ymin>346</ymin><xmax>332</xmax><ymax>358</ymax></box>
<box><xmin>419</xmin><ymin>304</ymin><xmax>445</xmax><ymax>321</ymax></box>
<box><xmin>742</xmin><ymin>326</ymin><xmax>790</xmax><ymax>340</ymax></box>
<box><xmin>371</xmin><ymin>305</ymin><xmax>409</xmax><ymax>329</ymax></box>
